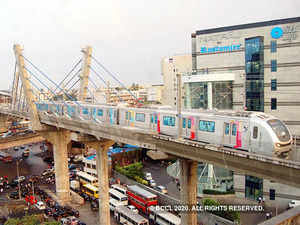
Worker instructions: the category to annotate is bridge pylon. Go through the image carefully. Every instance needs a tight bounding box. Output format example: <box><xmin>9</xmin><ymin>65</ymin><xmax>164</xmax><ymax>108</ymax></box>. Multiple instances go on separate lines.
<box><xmin>79</xmin><ymin>46</ymin><xmax>92</xmax><ymax>102</ymax></box>
<box><xmin>13</xmin><ymin>44</ymin><xmax>43</xmax><ymax>131</ymax></box>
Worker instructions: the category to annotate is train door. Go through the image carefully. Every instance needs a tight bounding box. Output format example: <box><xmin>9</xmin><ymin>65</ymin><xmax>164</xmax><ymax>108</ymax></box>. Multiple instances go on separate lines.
<box><xmin>230</xmin><ymin>122</ymin><xmax>237</xmax><ymax>147</ymax></box>
<box><xmin>92</xmin><ymin>108</ymin><xmax>97</xmax><ymax>121</ymax></box>
<box><xmin>150</xmin><ymin>113</ymin><xmax>158</xmax><ymax>131</ymax></box>
<box><xmin>186</xmin><ymin>117</ymin><xmax>195</xmax><ymax>139</ymax></box>
<box><xmin>125</xmin><ymin>111</ymin><xmax>134</xmax><ymax>126</ymax></box>
<box><xmin>250</xmin><ymin>124</ymin><xmax>260</xmax><ymax>152</ymax></box>
<box><xmin>223</xmin><ymin>122</ymin><xmax>231</xmax><ymax>145</ymax></box>
<box><xmin>108</xmin><ymin>109</ymin><xmax>114</xmax><ymax>124</ymax></box>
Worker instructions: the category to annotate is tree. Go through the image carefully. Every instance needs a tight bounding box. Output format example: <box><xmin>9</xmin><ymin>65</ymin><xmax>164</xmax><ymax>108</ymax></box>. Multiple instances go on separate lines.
<box><xmin>42</xmin><ymin>222</ymin><xmax>61</xmax><ymax>225</ymax></box>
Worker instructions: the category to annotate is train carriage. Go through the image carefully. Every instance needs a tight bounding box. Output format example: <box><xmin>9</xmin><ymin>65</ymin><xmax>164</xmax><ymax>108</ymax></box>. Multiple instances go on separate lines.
<box><xmin>35</xmin><ymin>101</ymin><xmax>293</xmax><ymax>158</ymax></box>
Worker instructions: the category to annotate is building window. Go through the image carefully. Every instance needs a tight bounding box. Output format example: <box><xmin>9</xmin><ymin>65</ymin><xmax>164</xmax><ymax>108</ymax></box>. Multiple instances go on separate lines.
<box><xmin>271</xmin><ymin>98</ymin><xmax>277</xmax><ymax>110</ymax></box>
<box><xmin>271</xmin><ymin>79</ymin><xmax>277</xmax><ymax>91</ymax></box>
<box><xmin>270</xmin><ymin>41</ymin><xmax>277</xmax><ymax>53</ymax></box>
<box><xmin>271</xmin><ymin>60</ymin><xmax>277</xmax><ymax>72</ymax></box>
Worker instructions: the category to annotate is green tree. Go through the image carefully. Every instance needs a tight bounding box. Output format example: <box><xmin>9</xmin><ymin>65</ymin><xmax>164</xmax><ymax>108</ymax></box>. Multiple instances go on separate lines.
<box><xmin>4</xmin><ymin>218</ymin><xmax>20</xmax><ymax>225</ymax></box>
<box><xmin>42</xmin><ymin>222</ymin><xmax>61</xmax><ymax>225</ymax></box>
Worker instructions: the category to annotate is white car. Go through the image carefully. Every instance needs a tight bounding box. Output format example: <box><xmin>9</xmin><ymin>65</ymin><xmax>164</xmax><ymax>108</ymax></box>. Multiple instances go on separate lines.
<box><xmin>127</xmin><ymin>205</ymin><xmax>138</xmax><ymax>214</ymax></box>
<box><xmin>14</xmin><ymin>176</ymin><xmax>25</xmax><ymax>183</ymax></box>
<box><xmin>42</xmin><ymin>168</ymin><xmax>54</xmax><ymax>176</ymax></box>
<box><xmin>35</xmin><ymin>201</ymin><xmax>46</xmax><ymax>210</ymax></box>
<box><xmin>155</xmin><ymin>185</ymin><xmax>168</xmax><ymax>194</ymax></box>
<box><xmin>73</xmin><ymin>155</ymin><xmax>84</xmax><ymax>162</ymax></box>
<box><xmin>145</xmin><ymin>172</ymin><xmax>152</xmax><ymax>181</ymax></box>
<box><xmin>149</xmin><ymin>179</ymin><xmax>156</xmax><ymax>187</ymax></box>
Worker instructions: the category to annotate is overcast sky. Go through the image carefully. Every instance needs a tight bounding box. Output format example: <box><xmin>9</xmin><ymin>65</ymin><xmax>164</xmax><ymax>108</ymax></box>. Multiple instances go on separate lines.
<box><xmin>1</xmin><ymin>0</ymin><xmax>299</xmax><ymax>90</ymax></box>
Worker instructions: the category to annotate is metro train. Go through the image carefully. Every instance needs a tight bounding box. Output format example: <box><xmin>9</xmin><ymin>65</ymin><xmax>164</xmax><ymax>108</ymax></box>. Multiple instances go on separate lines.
<box><xmin>36</xmin><ymin>102</ymin><xmax>293</xmax><ymax>158</ymax></box>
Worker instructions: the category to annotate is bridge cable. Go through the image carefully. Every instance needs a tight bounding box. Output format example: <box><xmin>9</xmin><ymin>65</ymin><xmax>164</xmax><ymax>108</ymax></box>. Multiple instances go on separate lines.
<box><xmin>91</xmin><ymin>55</ymin><xmax>142</xmax><ymax>105</ymax></box>
<box><xmin>90</xmin><ymin>66</ymin><xmax>124</xmax><ymax>103</ymax></box>
<box><xmin>22</xmin><ymin>56</ymin><xmax>81</xmax><ymax>106</ymax></box>
<box><xmin>53</xmin><ymin>58</ymin><xmax>82</xmax><ymax>93</ymax></box>
<box><xmin>60</xmin><ymin>69</ymin><xmax>82</xmax><ymax>96</ymax></box>
<box><xmin>25</xmin><ymin>67</ymin><xmax>74</xmax><ymax>110</ymax></box>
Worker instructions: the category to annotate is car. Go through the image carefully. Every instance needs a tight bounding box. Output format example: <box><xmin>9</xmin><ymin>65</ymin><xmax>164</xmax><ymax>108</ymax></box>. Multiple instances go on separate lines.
<box><xmin>20</xmin><ymin>146</ymin><xmax>25</xmax><ymax>150</ymax></box>
<box><xmin>145</xmin><ymin>172</ymin><xmax>152</xmax><ymax>181</ymax></box>
<box><xmin>127</xmin><ymin>205</ymin><xmax>138</xmax><ymax>214</ymax></box>
<box><xmin>43</xmin><ymin>157</ymin><xmax>54</xmax><ymax>164</ymax></box>
<box><xmin>14</xmin><ymin>176</ymin><xmax>25</xmax><ymax>183</ymax></box>
<box><xmin>149</xmin><ymin>179</ymin><xmax>156</xmax><ymax>187</ymax></box>
<box><xmin>60</xmin><ymin>218</ymin><xmax>70</xmax><ymax>225</ymax></box>
<box><xmin>154</xmin><ymin>185</ymin><xmax>168</xmax><ymax>194</ymax></box>
<box><xmin>13</xmin><ymin>147</ymin><xmax>19</xmax><ymax>151</ymax></box>
<box><xmin>22</xmin><ymin>149</ymin><xmax>30</xmax><ymax>157</ymax></box>
<box><xmin>9</xmin><ymin>191</ymin><xmax>19</xmax><ymax>199</ymax></box>
<box><xmin>73</xmin><ymin>155</ymin><xmax>84</xmax><ymax>162</ymax></box>
<box><xmin>42</xmin><ymin>168</ymin><xmax>54</xmax><ymax>176</ymax></box>
<box><xmin>68</xmin><ymin>164</ymin><xmax>83</xmax><ymax>170</ymax></box>
<box><xmin>35</xmin><ymin>201</ymin><xmax>46</xmax><ymax>210</ymax></box>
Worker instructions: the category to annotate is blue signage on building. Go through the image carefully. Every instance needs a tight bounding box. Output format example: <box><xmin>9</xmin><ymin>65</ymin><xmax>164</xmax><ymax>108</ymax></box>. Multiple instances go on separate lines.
<box><xmin>200</xmin><ymin>44</ymin><xmax>241</xmax><ymax>54</ymax></box>
<box><xmin>271</xmin><ymin>27</ymin><xmax>283</xmax><ymax>39</ymax></box>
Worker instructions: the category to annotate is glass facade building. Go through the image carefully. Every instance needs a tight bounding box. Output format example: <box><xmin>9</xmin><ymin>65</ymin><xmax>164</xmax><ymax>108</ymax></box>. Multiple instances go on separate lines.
<box><xmin>245</xmin><ymin>37</ymin><xmax>264</xmax><ymax>112</ymax></box>
<box><xmin>184</xmin><ymin>81</ymin><xmax>232</xmax><ymax>109</ymax></box>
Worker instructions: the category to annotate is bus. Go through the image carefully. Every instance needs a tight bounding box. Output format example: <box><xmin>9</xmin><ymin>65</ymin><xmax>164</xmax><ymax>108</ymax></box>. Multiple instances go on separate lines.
<box><xmin>109</xmin><ymin>188</ymin><xmax>128</xmax><ymax>205</ymax></box>
<box><xmin>81</xmin><ymin>183</ymin><xmax>99</xmax><ymax>198</ymax></box>
<box><xmin>111</xmin><ymin>184</ymin><xmax>127</xmax><ymax>195</ymax></box>
<box><xmin>109</xmin><ymin>198</ymin><xmax>123</xmax><ymax>211</ymax></box>
<box><xmin>76</xmin><ymin>171</ymin><xmax>98</xmax><ymax>186</ymax></box>
<box><xmin>114</xmin><ymin>205</ymin><xmax>149</xmax><ymax>225</ymax></box>
<box><xmin>126</xmin><ymin>185</ymin><xmax>158</xmax><ymax>213</ymax></box>
<box><xmin>148</xmin><ymin>205</ymin><xmax>181</xmax><ymax>225</ymax></box>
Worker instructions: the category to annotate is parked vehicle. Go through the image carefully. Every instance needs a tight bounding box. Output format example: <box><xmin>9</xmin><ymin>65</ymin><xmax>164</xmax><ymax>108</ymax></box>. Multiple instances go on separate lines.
<box><xmin>154</xmin><ymin>185</ymin><xmax>168</xmax><ymax>194</ymax></box>
<box><xmin>288</xmin><ymin>200</ymin><xmax>300</xmax><ymax>209</ymax></box>
<box><xmin>22</xmin><ymin>149</ymin><xmax>30</xmax><ymax>157</ymax></box>
<box><xmin>127</xmin><ymin>205</ymin><xmax>139</xmax><ymax>214</ymax></box>
<box><xmin>42</xmin><ymin>168</ymin><xmax>54</xmax><ymax>176</ymax></box>
<box><xmin>145</xmin><ymin>172</ymin><xmax>152</xmax><ymax>181</ymax></box>
<box><xmin>73</xmin><ymin>154</ymin><xmax>84</xmax><ymax>162</ymax></box>
<box><xmin>9</xmin><ymin>191</ymin><xmax>19</xmax><ymax>199</ymax></box>
<box><xmin>149</xmin><ymin>179</ymin><xmax>156</xmax><ymax>187</ymax></box>
<box><xmin>35</xmin><ymin>201</ymin><xmax>46</xmax><ymax>210</ymax></box>
<box><xmin>13</xmin><ymin>176</ymin><xmax>25</xmax><ymax>183</ymax></box>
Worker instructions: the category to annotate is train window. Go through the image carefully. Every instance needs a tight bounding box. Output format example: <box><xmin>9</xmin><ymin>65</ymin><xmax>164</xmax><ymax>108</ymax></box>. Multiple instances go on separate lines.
<box><xmin>151</xmin><ymin>115</ymin><xmax>154</xmax><ymax>123</ymax></box>
<box><xmin>183</xmin><ymin>118</ymin><xmax>186</xmax><ymax>128</ymax></box>
<box><xmin>225</xmin><ymin>123</ymin><xmax>230</xmax><ymax>135</ymax></box>
<box><xmin>82</xmin><ymin>108</ymin><xmax>89</xmax><ymax>115</ymax></box>
<box><xmin>135</xmin><ymin>113</ymin><xmax>145</xmax><ymax>122</ymax></box>
<box><xmin>126</xmin><ymin>112</ymin><xmax>128</xmax><ymax>120</ymax></box>
<box><xmin>199</xmin><ymin>120</ymin><xmax>215</xmax><ymax>132</ymax></box>
<box><xmin>232</xmin><ymin>124</ymin><xmax>237</xmax><ymax>136</ymax></box>
<box><xmin>97</xmin><ymin>109</ymin><xmax>103</xmax><ymax>116</ymax></box>
<box><xmin>163</xmin><ymin>116</ymin><xmax>175</xmax><ymax>126</ymax></box>
<box><xmin>188</xmin><ymin>119</ymin><xmax>191</xmax><ymax>129</ymax></box>
<box><xmin>253</xmin><ymin>126</ymin><xmax>258</xmax><ymax>139</ymax></box>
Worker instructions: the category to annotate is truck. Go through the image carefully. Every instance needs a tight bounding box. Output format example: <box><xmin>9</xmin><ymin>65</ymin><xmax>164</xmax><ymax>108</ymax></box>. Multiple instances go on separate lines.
<box><xmin>70</xmin><ymin>180</ymin><xmax>80</xmax><ymax>192</ymax></box>
<box><xmin>288</xmin><ymin>200</ymin><xmax>300</xmax><ymax>209</ymax></box>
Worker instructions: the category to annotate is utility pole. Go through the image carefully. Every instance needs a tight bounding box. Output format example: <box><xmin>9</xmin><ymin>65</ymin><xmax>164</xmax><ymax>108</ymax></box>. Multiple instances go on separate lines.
<box><xmin>176</xmin><ymin>73</ymin><xmax>182</xmax><ymax>139</ymax></box>
<box><xmin>79</xmin><ymin>46</ymin><xmax>92</xmax><ymax>102</ymax></box>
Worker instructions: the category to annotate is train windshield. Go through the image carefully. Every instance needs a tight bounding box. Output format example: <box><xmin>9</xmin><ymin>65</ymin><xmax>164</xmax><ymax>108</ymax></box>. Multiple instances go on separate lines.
<box><xmin>267</xmin><ymin>119</ymin><xmax>290</xmax><ymax>142</ymax></box>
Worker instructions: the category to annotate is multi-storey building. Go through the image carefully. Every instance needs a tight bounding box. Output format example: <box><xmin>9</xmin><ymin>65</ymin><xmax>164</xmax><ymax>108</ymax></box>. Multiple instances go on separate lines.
<box><xmin>185</xmin><ymin>16</ymin><xmax>300</xmax><ymax>202</ymax></box>
<box><xmin>185</xmin><ymin>16</ymin><xmax>300</xmax><ymax>136</ymax></box>
<box><xmin>161</xmin><ymin>55</ymin><xmax>192</xmax><ymax>107</ymax></box>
